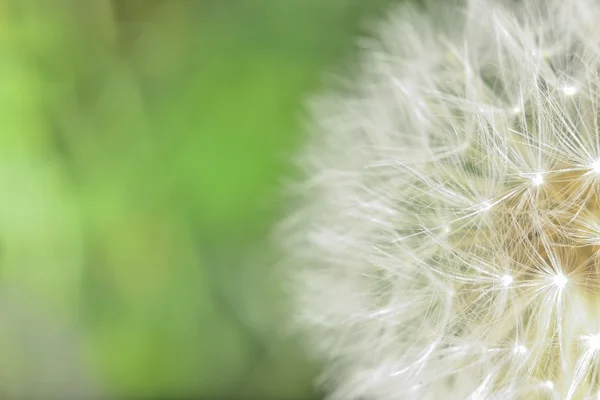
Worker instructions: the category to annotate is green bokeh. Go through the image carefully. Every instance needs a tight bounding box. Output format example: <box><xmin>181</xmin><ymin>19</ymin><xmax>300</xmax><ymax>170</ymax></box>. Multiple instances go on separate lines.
<box><xmin>0</xmin><ymin>0</ymin><xmax>398</xmax><ymax>398</ymax></box>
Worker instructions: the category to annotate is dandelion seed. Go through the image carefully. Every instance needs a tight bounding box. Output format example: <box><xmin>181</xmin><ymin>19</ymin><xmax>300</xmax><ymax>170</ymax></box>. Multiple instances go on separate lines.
<box><xmin>585</xmin><ymin>334</ymin><xmax>600</xmax><ymax>351</ymax></box>
<box><xmin>543</xmin><ymin>381</ymin><xmax>554</xmax><ymax>390</ymax></box>
<box><xmin>514</xmin><ymin>344</ymin><xmax>527</xmax><ymax>355</ymax></box>
<box><xmin>501</xmin><ymin>274</ymin><xmax>513</xmax><ymax>287</ymax></box>
<box><xmin>531</xmin><ymin>173</ymin><xmax>544</xmax><ymax>186</ymax></box>
<box><xmin>553</xmin><ymin>273</ymin><xmax>568</xmax><ymax>289</ymax></box>
<box><xmin>562</xmin><ymin>85</ymin><xmax>578</xmax><ymax>96</ymax></box>
<box><xmin>478</xmin><ymin>200</ymin><xmax>493</xmax><ymax>212</ymax></box>
<box><xmin>591</xmin><ymin>159</ymin><xmax>600</xmax><ymax>174</ymax></box>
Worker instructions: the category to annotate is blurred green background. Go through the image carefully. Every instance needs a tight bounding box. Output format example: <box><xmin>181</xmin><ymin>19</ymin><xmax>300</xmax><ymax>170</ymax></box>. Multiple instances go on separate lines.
<box><xmin>0</xmin><ymin>0</ymin><xmax>397</xmax><ymax>398</ymax></box>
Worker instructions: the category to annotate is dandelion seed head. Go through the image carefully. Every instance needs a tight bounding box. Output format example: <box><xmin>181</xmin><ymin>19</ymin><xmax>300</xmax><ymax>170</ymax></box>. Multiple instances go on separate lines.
<box><xmin>282</xmin><ymin>0</ymin><xmax>600</xmax><ymax>398</ymax></box>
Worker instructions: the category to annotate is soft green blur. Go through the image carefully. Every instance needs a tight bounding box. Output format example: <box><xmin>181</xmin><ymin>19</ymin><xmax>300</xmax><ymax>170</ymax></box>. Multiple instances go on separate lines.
<box><xmin>0</xmin><ymin>0</ymin><xmax>395</xmax><ymax>398</ymax></box>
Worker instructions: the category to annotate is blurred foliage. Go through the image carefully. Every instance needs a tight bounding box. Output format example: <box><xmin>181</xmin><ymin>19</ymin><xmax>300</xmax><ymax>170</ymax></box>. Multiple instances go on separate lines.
<box><xmin>0</xmin><ymin>0</ymin><xmax>397</xmax><ymax>398</ymax></box>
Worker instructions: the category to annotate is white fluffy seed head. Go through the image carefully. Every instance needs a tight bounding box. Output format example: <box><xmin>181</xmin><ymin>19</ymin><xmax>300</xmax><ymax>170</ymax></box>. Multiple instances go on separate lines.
<box><xmin>280</xmin><ymin>0</ymin><xmax>600</xmax><ymax>399</ymax></box>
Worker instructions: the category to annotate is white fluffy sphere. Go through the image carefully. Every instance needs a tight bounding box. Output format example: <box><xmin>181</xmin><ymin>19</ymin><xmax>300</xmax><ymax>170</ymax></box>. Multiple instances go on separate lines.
<box><xmin>282</xmin><ymin>0</ymin><xmax>600</xmax><ymax>399</ymax></box>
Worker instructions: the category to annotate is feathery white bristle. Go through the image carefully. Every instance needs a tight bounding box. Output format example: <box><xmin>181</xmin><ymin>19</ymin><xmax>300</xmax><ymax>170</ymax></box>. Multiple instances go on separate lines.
<box><xmin>281</xmin><ymin>0</ymin><xmax>600</xmax><ymax>399</ymax></box>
